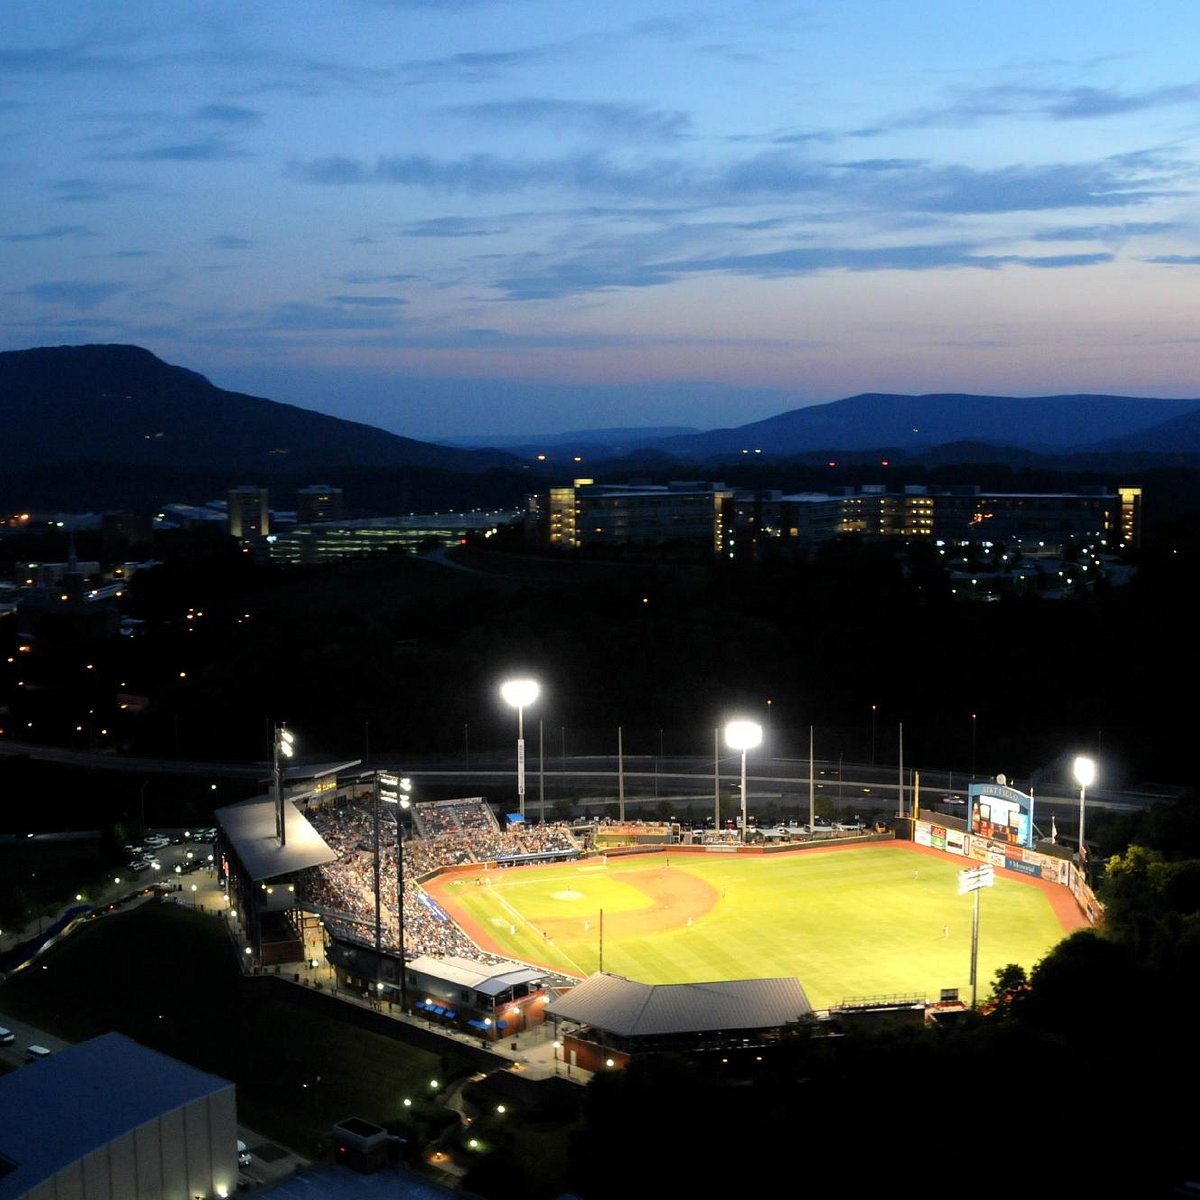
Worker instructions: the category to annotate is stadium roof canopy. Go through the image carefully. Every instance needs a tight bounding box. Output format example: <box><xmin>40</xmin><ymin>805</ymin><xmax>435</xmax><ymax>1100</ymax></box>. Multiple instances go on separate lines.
<box><xmin>0</xmin><ymin>1032</ymin><xmax>233</xmax><ymax>1200</ymax></box>
<box><xmin>545</xmin><ymin>973</ymin><xmax>812</xmax><ymax>1037</ymax></box>
<box><xmin>215</xmin><ymin>794</ymin><xmax>337</xmax><ymax>881</ymax></box>
<box><xmin>406</xmin><ymin>954</ymin><xmax>545</xmax><ymax>995</ymax></box>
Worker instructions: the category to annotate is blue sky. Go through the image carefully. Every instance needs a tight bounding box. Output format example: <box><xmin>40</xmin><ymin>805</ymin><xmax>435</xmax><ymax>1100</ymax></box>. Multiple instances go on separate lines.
<box><xmin>3</xmin><ymin>1</ymin><xmax>1199</xmax><ymax>440</ymax></box>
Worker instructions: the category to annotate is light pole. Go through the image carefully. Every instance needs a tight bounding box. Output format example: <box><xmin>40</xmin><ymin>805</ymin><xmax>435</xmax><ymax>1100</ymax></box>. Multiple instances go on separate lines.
<box><xmin>725</xmin><ymin>719</ymin><xmax>762</xmax><ymax>843</ymax></box>
<box><xmin>500</xmin><ymin>678</ymin><xmax>539</xmax><ymax>819</ymax></box>
<box><xmin>1073</xmin><ymin>754</ymin><xmax>1095</xmax><ymax>879</ymax></box>
<box><xmin>971</xmin><ymin>712</ymin><xmax>978</xmax><ymax>779</ymax></box>
<box><xmin>378</xmin><ymin>770</ymin><xmax>412</xmax><ymax>1011</ymax></box>
<box><xmin>273</xmin><ymin>723</ymin><xmax>295</xmax><ymax>847</ymax></box>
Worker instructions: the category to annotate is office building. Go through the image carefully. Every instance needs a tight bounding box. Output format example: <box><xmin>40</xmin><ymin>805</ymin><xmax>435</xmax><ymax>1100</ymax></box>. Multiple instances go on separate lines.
<box><xmin>295</xmin><ymin>484</ymin><xmax>344</xmax><ymax>525</ymax></box>
<box><xmin>227</xmin><ymin>485</ymin><xmax>270</xmax><ymax>541</ymax></box>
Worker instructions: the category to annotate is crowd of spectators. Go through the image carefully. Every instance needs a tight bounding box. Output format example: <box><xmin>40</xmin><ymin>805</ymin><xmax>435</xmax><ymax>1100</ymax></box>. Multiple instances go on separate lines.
<box><xmin>292</xmin><ymin>796</ymin><xmax>581</xmax><ymax>964</ymax></box>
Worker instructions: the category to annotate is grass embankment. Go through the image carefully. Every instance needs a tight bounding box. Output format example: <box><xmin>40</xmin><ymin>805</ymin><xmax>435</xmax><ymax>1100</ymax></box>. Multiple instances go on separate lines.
<box><xmin>0</xmin><ymin>903</ymin><xmax>470</xmax><ymax>1158</ymax></box>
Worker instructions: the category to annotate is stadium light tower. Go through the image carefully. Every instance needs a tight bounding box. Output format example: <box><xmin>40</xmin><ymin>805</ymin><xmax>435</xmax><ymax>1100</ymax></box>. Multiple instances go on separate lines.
<box><xmin>273</xmin><ymin>723</ymin><xmax>295</xmax><ymax>847</ymax></box>
<box><xmin>725</xmin><ymin>719</ymin><xmax>762</xmax><ymax>843</ymax></box>
<box><xmin>1073</xmin><ymin>754</ymin><xmax>1095</xmax><ymax>877</ymax></box>
<box><xmin>377</xmin><ymin>770</ymin><xmax>413</xmax><ymax>1011</ymax></box>
<box><xmin>500</xmin><ymin>678</ymin><xmax>539</xmax><ymax>819</ymax></box>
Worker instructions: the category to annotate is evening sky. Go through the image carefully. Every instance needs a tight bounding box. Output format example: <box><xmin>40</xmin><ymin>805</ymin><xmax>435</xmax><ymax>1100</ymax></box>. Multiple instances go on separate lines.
<box><xmin>3</xmin><ymin>1</ymin><xmax>1199</xmax><ymax>439</ymax></box>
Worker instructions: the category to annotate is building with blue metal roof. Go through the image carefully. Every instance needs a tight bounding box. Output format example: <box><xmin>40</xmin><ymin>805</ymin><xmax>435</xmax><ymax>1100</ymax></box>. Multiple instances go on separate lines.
<box><xmin>0</xmin><ymin>1031</ymin><xmax>238</xmax><ymax>1200</ymax></box>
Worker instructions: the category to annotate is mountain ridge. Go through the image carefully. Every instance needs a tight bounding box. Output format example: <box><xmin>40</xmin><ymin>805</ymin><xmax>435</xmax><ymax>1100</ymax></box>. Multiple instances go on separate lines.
<box><xmin>6</xmin><ymin>343</ymin><xmax>1200</xmax><ymax>512</ymax></box>
<box><xmin>0</xmin><ymin>344</ymin><xmax>519</xmax><ymax>475</ymax></box>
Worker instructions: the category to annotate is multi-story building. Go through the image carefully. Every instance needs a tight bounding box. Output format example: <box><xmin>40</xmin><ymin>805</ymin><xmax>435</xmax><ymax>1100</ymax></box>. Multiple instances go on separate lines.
<box><xmin>295</xmin><ymin>483</ymin><xmax>344</xmax><ymax>524</ymax></box>
<box><xmin>543</xmin><ymin>480</ymin><xmax>1142</xmax><ymax>560</ymax></box>
<box><xmin>227</xmin><ymin>484</ymin><xmax>270</xmax><ymax>541</ymax></box>
<box><xmin>546</xmin><ymin>480</ymin><xmax>735</xmax><ymax>554</ymax></box>
<box><xmin>252</xmin><ymin>510</ymin><xmax>522</xmax><ymax>566</ymax></box>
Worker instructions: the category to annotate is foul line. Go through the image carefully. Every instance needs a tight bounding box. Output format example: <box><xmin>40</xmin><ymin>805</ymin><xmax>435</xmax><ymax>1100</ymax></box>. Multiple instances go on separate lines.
<box><xmin>490</xmin><ymin>886</ymin><xmax>591</xmax><ymax>979</ymax></box>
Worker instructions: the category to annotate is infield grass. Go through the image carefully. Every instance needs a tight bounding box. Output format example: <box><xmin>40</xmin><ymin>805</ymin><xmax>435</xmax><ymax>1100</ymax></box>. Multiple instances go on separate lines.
<box><xmin>437</xmin><ymin>843</ymin><xmax>1074</xmax><ymax>1010</ymax></box>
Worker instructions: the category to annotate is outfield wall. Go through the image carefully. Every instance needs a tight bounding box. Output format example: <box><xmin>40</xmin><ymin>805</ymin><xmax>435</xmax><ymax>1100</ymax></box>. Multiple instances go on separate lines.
<box><xmin>910</xmin><ymin>817</ymin><xmax>1102</xmax><ymax>924</ymax></box>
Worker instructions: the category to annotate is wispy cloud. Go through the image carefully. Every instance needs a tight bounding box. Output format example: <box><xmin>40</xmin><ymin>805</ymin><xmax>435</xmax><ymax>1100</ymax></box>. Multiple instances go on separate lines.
<box><xmin>106</xmin><ymin>138</ymin><xmax>251</xmax><ymax>162</ymax></box>
<box><xmin>0</xmin><ymin>42</ymin><xmax>149</xmax><ymax>75</ymax></box>
<box><xmin>341</xmin><ymin>271</ymin><xmax>422</xmax><ymax>284</ymax></box>
<box><xmin>398</xmin><ymin>217</ymin><xmax>507</xmax><ymax>238</ymax></box>
<box><xmin>289</xmin><ymin>146</ymin><xmax>1175</xmax><ymax>215</ymax></box>
<box><xmin>48</xmin><ymin>177</ymin><xmax>127</xmax><ymax>203</ymax></box>
<box><xmin>1033</xmin><ymin>221</ymin><xmax>1176</xmax><ymax>242</ymax></box>
<box><xmin>25</xmin><ymin>280</ymin><xmax>124</xmax><ymax>309</ymax></box>
<box><xmin>258</xmin><ymin>300</ymin><xmax>403</xmax><ymax>332</ymax></box>
<box><xmin>493</xmin><ymin>239</ymin><xmax>1116</xmax><ymax>301</ymax></box>
<box><xmin>195</xmin><ymin>104</ymin><xmax>263</xmax><ymax>126</ymax></box>
<box><xmin>326</xmin><ymin>294</ymin><xmax>407</xmax><ymax>307</ymax></box>
<box><xmin>853</xmin><ymin>80</ymin><xmax>1200</xmax><ymax>136</ymax></box>
<box><xmin>440</xmin><ymin>98</ymin><xmax>690</xmax><ymax>141</ymax></box>
<box><xmin>2</xmin><ymin>224</ymin><xmax>93</xmax><ymax>242</ymax></box>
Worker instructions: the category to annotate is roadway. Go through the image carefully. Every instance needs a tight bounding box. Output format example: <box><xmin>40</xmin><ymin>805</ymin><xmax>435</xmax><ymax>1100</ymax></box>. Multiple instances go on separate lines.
<box><xmin>0</xmin><ymin>738</ymin><xmax>1173</xmax><ymax>841</ymax></box>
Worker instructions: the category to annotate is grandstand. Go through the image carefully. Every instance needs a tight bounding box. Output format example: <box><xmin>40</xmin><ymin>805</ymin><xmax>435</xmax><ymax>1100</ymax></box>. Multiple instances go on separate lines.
<box><xmin>290</xmin><ymin>795</ymin><xmax>581</xmax><ymax>962</ymax></box>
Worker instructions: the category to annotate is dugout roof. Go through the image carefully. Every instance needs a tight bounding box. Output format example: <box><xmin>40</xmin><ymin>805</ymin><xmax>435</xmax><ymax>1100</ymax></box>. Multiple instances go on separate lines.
<box><xmin>215</xmin><ymin>794</ymin><xmax>338</xmax><ymax>881</ymax></box>
<box><xmin>545</xmin><ymin>972</ymin><xmax>812</xmax><ymax>1037</ymax></box>
<box><xmin>406</xmin><ymin>954</ymin><xmax>544</xmax><ymax>995</ymax></box>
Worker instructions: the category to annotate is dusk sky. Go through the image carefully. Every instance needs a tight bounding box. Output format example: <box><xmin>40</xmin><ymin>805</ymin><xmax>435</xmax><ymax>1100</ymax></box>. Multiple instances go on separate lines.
<box><xmin>4</xmin><ymin>1</ymin><xmax>1199</xmax><ymax>441</ymax></box>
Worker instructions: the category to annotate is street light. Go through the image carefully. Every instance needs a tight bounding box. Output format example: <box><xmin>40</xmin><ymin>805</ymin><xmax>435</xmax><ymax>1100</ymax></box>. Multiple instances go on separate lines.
<box><xmin>1073</xmin><ymin>754</ymin><xmax>1095</xmax><ymax>876</ymax></box>
<box><xmin>725</xmin><ymin>719</ymin><xmax>762</xmax><ymax>843</ymax></box>
<box><xmin>500</xmin><ymin>679</ymin><xmax>539</xmax><ymax>819</ymax></box>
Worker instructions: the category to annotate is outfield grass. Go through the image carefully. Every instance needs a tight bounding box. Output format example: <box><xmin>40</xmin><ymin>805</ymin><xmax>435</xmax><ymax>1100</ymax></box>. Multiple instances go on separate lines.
<box><xmin>438</xmin><ymin>843</ymin><xmax>1074</xmax><ymax>1009</ymax></box>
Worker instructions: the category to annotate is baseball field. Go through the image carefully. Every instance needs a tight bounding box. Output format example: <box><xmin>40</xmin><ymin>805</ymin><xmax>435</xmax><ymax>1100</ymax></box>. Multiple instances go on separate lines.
<box><xmin>426</xmin><ymin>841</ymin><xmax>1087</xmax><ymax>1010</ymax></box>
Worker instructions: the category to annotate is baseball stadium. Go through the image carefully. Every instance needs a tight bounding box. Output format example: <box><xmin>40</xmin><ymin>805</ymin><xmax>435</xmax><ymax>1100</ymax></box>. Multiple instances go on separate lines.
<box><xmin>215</xmin><ymin>765</ymin><xmax>1097</xmax><ymax>1072</ymax></box>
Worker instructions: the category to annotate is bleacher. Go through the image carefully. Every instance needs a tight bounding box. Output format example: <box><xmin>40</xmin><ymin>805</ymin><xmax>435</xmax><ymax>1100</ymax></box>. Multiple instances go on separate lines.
<box><xmin>412</xmin><ymin>798</ymin><xmax>499</xmax><ymax>839</ymax></box>
<box><xmin>293</xmin><ymin>795</ymin><xmax>581</xmax><ymax>964</ymax></box>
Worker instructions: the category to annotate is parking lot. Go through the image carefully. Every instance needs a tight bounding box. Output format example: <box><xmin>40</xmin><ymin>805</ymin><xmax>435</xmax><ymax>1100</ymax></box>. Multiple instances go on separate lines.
<box><xmin>123</xmin><ymin>827</ymin><xmax>217</xmax><ymax>882</ymax></box>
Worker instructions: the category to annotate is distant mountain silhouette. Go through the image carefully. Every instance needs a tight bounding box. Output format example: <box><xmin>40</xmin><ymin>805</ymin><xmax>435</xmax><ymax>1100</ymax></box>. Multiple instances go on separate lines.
<box><xmin>438</xmin><ymin>425</ymin><xmax>699</xmax><ymax>453</ymax></box>
<box><xmin>446</xmin><ymin>391</ymin><xmax>1200</xmax><ymax>468</ymax></box>
<box><xmin>644</xmin><ymin>392</ymin><xmax>1200</xmax><ymax>459</ymax></box>
<box><xmin>8</xmin><ymin>345</ymin><xmax>1200</xmax><ymax>514</ymax></box>
<box><xmin>0</xmin><ymin>344</ymin><xmax>518</xmax><ymax>474</ymax></box>
<box><xmin>1087</xmin><ymin>405</ymin><xmax>1200</xmax><ymax>454</ymax></box>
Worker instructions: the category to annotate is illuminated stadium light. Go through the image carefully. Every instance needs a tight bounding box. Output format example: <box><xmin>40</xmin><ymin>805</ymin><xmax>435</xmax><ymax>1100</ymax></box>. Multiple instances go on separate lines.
<box><xmin>500</xmin><ymin>678</ymin><xmax>539</xmax><ymax>819</ymax></box>
<box><xmin>1074</xmin><ymin>755</ymin><xmax>1096</xmax><ymax>876</ymax></box>
<box><xmin>725</xmin><ymin>719</ymin><xmax>763</xmax><ymax>843</ymax></box>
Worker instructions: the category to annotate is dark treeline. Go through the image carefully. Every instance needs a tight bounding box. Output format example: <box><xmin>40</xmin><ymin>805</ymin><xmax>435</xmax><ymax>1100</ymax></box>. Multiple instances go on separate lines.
<box><xmin>7</xmin><ymin>515</ymin><xmax>1200</xmax><ymax>793</ymax></box>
